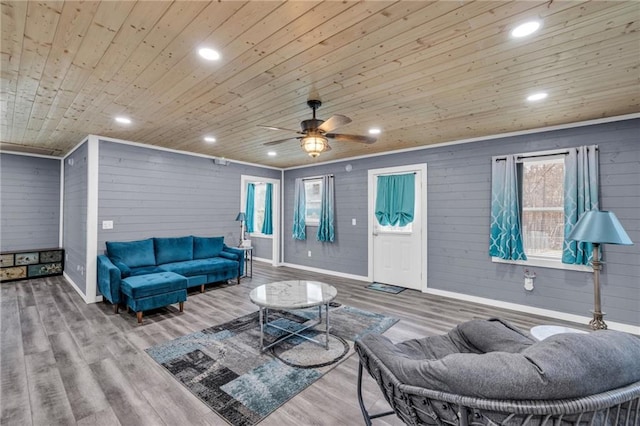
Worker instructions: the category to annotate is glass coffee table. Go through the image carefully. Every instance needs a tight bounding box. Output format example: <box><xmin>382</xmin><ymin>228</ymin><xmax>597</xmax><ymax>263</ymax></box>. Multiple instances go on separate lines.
<box><xmin>249</xmin><ymin>280</ymin><xmax>337</xmax><ymax>352</ymax></box>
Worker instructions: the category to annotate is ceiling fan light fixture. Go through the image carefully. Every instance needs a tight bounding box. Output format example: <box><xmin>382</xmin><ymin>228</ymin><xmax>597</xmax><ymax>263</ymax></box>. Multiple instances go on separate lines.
<box><xmin>301</xmin><ymin>135</ymin><xmax>328</xmax><ymax>158</ymax></box>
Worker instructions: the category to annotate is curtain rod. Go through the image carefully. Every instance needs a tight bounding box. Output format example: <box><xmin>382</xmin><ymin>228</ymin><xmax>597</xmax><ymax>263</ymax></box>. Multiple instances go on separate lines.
<box><xmin>376</xmin><ymin>171</ymin><xmax>417</xmax><ymax>176</ymax></box>
<box><xmin>302</xmin><ymin>174</ymin><xmax>333</xmax><ymax>181</ymax></box>
<box><xmin>495</xmin><ymin>146</ymin><xmax>598</xmax><ymax>162</ymax></box>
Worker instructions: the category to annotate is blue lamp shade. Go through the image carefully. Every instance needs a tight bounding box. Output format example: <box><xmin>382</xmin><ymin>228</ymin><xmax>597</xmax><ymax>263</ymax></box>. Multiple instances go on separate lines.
<box><xmin>568</xmin><ymin>210</ymin><xmax>633</xmax><ymax>245</ymax></box>
<box><xmin>235</xmin><ymin>212</ymin><xmax>246</xmax><ymax>222</ymax></box>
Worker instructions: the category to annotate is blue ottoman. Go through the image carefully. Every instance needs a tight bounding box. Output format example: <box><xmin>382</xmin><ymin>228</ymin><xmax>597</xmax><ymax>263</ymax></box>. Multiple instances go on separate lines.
<box><xmin>121</xmin><ymin>272</ymin><xmax>187</xmax><ymax>324</ymax></box>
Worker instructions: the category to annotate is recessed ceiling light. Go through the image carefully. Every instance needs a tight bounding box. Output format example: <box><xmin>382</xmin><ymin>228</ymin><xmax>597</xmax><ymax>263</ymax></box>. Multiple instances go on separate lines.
<box><xmin>198</xmin><ymin>47</ymin><xmax>220</xmax><ymax>61</ymax></box>
<box><xmin>369</xmin><ymin>128</ymin><xmax>381</xmax><ymax>135</ymax></box>
<box><xmin>114</xmin><ymin>116</ymin><xmax>131</xmax><ymax>124</ymax></box>
<box><xmin>267</xmin><ymin>151</ymin><xmax>277</xmax><ymax>157</ymax></box>
<box><xmin>511</xmin><ymin>20</ymin><xmax>541</xmax><ymax>38</ymax></box>
<box><xmin>204</xmin><ymin>136</ymin><xmax>216</xmax><ymax>143</ymax></box>
<box><xmin>527</xmin><ymin>92</ymin><xmax>548</xmax><ymax>102</ymax></box>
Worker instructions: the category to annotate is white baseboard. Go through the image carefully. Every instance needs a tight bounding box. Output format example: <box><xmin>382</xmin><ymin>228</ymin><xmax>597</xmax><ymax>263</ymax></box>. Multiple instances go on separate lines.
<box><xmin>280</xmin><ymin>262</ymin><xmax>370</xmax><ymax>282</ymax></box>
<box><xmin>425</xmin><ymin>288</ymin><xmax>640</xmax><ymax>335</ymax></box>
<box><xmin>63</xmin><ymin>272</ymin><xmax>102</xmax><ymax>304</ymax></box>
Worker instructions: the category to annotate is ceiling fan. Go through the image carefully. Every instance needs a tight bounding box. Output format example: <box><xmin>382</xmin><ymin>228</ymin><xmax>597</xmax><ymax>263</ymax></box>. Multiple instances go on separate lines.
<box><xmin>259</xmin><ymin>99</ymin><xmax>376</xmax><ymax>157</ymax></box>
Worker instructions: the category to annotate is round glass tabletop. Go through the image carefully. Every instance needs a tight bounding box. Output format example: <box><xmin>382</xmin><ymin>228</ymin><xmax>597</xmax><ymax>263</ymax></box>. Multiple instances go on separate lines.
<box><xmin>249</xmin><ymin>280</ymin><xmax>337</xmax><ymax>310</ymax></box>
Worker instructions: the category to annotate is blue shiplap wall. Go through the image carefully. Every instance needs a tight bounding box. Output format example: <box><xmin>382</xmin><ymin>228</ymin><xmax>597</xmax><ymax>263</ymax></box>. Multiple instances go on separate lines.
<box><xmin>63</xmin><ymin>143</ymin><xmax>88</xmax><ymax>293</ymax></box>
<box><xmin>283</xmin><ymin>119</ymin><xmax>640</xmax><ymax>326</ymax></box>
<box><xmin>97</xmin><ymin>141</ymin><xmax>281</xmax><ymax>258</ymax></box>
<box><xmin>0</xmin><ymin>153</ymin><xmax>61</xmax><ymax>252</ymax></box>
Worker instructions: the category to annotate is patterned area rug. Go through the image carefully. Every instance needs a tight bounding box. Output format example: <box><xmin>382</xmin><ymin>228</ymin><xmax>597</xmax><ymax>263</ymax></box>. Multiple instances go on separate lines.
<box><xmin>145</xmin><ymin>303</ymin><xmax>398</xmax><ymax>425</ymax></box>
<box><xmin>366</xmin><ymin>282</ymin><xmax>406</xmax><ymax>294</ymax></box>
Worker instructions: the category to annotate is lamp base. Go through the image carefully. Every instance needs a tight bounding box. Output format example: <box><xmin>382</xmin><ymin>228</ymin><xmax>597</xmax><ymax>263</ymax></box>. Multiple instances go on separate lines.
<box><xmin>589</xmin><ymin>311</ymin><xmax>607</xmax><ymax>330</ymax></box>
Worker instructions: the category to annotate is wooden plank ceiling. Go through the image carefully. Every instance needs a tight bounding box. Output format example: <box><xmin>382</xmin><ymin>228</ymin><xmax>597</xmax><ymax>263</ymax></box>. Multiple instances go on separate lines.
<box><xmin>1</xmin><ymin>1</ymin><xmax>639</xmax><ymax>168</ymax></box>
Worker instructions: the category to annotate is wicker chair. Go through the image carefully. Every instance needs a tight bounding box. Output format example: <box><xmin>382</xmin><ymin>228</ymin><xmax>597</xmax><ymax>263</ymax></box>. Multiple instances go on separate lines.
<box><xmin>355</xmin><ymin>321</ymin><xmax>640</xmax><ymax>426</ymax></box>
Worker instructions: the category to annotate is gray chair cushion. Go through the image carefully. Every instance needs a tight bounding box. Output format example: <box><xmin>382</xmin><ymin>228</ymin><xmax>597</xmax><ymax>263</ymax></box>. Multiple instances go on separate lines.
<box><xmin>362</xmin><ymin>323</ymin><xmax>640</xmax><ymax>400</ymax></box>
<box><xmin>456</xmin><ymin>317</ymin><xmax>535</xmax><ymax>353</ymax></box>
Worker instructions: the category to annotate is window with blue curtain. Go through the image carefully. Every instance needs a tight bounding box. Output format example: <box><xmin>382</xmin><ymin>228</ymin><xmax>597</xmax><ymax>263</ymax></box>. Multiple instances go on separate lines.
<box><xmin>245</xmin><ymin>182</ymin><xmax>274</xmax><ymax>236</ymax></box>
<box><xmin>489</xmin><ymin>145</ymin><xmax>599</xmax><ymax>266</ymax></box>
<box><xmin>245</xmin><ymin>183</ymin><xmax>255</xmax><ymax>233</ymax></box>
<box><xmin>375</xmin><ymin>173</ymin><xmax>415</xmax><ymax>227</ymax></box>
<box><xmin>316</xmin><ymin>175</ymin><xmax>335</xmax><ymax>242</ymax></box>
<box><xmin>292</xmin><ymin>178</ymin><xmax>306</xmax><ymax>240</ymax></box>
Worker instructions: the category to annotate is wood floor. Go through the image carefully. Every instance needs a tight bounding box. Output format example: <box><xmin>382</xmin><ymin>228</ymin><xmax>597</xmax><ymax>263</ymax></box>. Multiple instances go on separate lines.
<box><xmin>1</xmin><ymin>262</ymin><xmax>588</xmax><ymax>426</ymax></box>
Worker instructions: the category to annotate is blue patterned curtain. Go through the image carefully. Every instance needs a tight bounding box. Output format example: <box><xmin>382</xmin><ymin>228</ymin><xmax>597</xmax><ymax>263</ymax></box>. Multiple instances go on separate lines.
<box><xmin>245</xmin><ymin>183</ymin><xmax>255</xmax><ymax>233</ymax></box>
<box><xmin>261</xmin><ymin>183</ymin><xmax>273</xmax><ymax>235</ymax></box>
<box><xmin>316</xmin><ymin>175</ymin><xmax>335</xmax><ymax>242</ymax></box>
<box><xmin>489</xmin><ymin>155</ymin><xmax>527</xmax><ymax>260</ymax></box>
<box><xmin>562</xmin><ymin>145</ymin><xmax>599</xmax><ymax>265</ymax></box>
<box><xmin>375</xmin><ymin>174</ymin><xmax>415</xmax><ymax>226</ymax></box>
<box><xmin>292</xmin><ymin>178</ymin><xmax>306</xmax><ymax>240</ymax></box>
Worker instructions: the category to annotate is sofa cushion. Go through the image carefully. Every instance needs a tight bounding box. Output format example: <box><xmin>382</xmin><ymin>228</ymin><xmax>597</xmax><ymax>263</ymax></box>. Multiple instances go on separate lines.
<box><xmin>154</xmin><ymin>236</ymin><xmax>194</xmax><ymax>265</ymax></box>
<box><xmin>130</xmin><ymin>265</ymin><xmax>164</xmax><ymax>276</ymax></box>
<box><xmin>159</xmin><ymin>257</ymin><xmax>238</xmax><ymax>277</ymax></box>
<box><xmin>193</xmin><ymin>236</ymin><xmax>224</xmax><ymax>259</ymax></box>
<box><xmin>106</xmin><ymin>238</ymin><xmax>156</xmax><ymax>268</ymax></box>
<box><xmin>364</xmin><ymin>329</ymin><xmax>640</xmax><ymax>400</ymax></box>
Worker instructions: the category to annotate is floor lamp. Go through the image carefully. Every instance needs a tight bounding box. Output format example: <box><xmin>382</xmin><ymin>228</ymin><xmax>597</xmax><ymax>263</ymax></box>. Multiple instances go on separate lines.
<box><xmin>235</xmin><ymin>212</ymin><xmax>246</xmax><ymax>247</ymax></box>
<box><xmin>568</xmin><ymin>210</ymin><xmax>633</xmax><ymax>330</ymax></box>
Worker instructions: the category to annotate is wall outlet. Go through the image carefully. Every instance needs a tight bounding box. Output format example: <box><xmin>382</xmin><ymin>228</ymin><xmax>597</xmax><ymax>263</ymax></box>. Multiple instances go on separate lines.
<box><xmin>352</xmin><ymin>218</ymin><xmax>356</xmax><ymax>226</ymax></box>
<box><xmin>524</xmin><ymin>277</ymin><xmax>534</xmax><ymax>291</ymax></box>
<box><xmin>308</xmin><ymin>250</ymin><xmax>312</xmax><ymax>257</ymax></box>
<box><xmin>102</xmin><ymin>220</ymin><xmax>114</xmax><ymax>230</ymax></box>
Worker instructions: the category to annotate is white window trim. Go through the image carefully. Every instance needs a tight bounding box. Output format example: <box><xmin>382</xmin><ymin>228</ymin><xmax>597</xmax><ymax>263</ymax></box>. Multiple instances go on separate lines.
<box><xmin>492</xmin><ymin>256</ymin><xmax>591</xmax><ymax>272</ymax></box>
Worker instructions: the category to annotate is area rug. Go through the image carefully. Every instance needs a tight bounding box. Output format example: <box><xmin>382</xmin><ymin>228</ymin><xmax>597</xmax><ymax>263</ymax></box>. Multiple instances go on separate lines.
<box><xmin>366</xmin><ymin>282</ymin><xmax>406</xmax><ymax>294</ymax></box>
<box><xmin>145</xmin><ymin>303</ymin><xmax>398</xmax><ymax>426</ymax></box>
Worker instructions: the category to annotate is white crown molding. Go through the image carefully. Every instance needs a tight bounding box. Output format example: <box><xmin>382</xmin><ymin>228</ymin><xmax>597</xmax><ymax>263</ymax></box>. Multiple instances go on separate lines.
<box><xmin>0</xmin><ymin>150</ymin><xmax>62</xmax><ymax>160</ymax></box>
<box><xmin>284</xmin><ymin>113</ymin><xmax>640</xmax><ymax>171</ymax></box>
<box><xmin>92</xmin><ymin>134</ymin><xmax>282</xmax><ymax>171</ymax></box>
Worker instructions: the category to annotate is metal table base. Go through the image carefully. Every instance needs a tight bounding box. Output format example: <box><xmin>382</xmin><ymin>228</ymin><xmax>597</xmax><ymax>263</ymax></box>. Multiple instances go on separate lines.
<box><xmin>258</xmin><ymin>303</ymin><xmax>331</xmax><ymax>352</ymax></box>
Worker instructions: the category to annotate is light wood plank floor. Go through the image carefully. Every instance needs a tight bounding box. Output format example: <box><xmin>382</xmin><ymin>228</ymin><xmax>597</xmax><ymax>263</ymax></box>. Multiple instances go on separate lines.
<box><xmin>1</xmin><ymin>262</ymin><xmax>588</xmax><ymax>426</ymax></box>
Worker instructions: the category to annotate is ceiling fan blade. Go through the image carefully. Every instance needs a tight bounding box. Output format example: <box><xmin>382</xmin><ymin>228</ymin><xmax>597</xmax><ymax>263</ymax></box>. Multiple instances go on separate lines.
<box><xmin>263</xmin><ymin>137</ymin><xmax>299</xmax><ymax>146</ymax></box>
<box><xmin>325</xmin><ymin>133</ymin><xmax>377</xmax><ymax>144</ymax></box>
<box><xmin>318</xmin><ymin>114</ymin><xmax>351</xmax><ymax>133</ymax></box>
<box><xmin>257</xmin><ymin>124</ymin><xmax>301</xmax><ymax>133</ymax></box>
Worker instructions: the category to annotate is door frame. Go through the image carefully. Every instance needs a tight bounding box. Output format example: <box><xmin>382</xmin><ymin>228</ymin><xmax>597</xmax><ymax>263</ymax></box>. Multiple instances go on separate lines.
<box><xmin>240</xmin><ymin>174</ymin><xmax>280</xmax><ymax>266</ymax></box>
<box><xmin>367</xmin><ymin>163</ymin><xmax>428</xmax><ymax>291</ymax></box>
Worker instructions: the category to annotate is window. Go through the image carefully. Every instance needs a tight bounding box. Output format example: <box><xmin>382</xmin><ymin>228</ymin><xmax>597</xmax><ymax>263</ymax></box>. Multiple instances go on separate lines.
<box><xmin>490</xmin><ymin>148</ymin><xmax>593</xmax><ymax>272</ymax></box>
<box><xmin>521</xmin><ymin>157</ymin><xmax>564</xmax><ymax>260</ymax></box>
<box><xmin>304</xmin><ymin>179</ymin><xmax>322</xmax><ymax>226</ymax></box>
<box><xmin>251</xmin><ymin>183</ymin><xmax>267</xmax><ymax>234</ymax></box>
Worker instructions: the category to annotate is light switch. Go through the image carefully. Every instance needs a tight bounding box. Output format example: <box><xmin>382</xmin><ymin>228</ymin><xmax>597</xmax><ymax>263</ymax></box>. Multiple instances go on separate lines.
<box><xmin>102</xmin><ymin>220</ymin><xmax>114</xmax><ymax>230</ymax></box>
<box><xmin>352</xmin><ymin>218</ymin><xmax>357</xmax><ymax>226</ymax></box>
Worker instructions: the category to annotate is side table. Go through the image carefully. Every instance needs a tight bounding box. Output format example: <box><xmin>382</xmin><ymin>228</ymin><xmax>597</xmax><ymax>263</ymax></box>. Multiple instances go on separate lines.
<box><xmin>236</xmin><ymin>246</ymin><xmax>253</xmax><ymax>278</ymax></box>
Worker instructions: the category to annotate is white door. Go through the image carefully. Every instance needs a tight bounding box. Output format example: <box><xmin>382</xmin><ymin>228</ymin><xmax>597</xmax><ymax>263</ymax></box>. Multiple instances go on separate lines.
<box><xmin>368</xmin><ymin>165</ymin><xmax>426</xmax><ymax>290</ymax></box>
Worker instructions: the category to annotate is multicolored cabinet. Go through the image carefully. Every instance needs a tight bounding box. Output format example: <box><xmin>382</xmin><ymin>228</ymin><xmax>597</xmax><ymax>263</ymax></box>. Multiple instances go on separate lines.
<box><xmin>0</xmin><ymin>248</ymin><xmax>64</xmax><ymax>282</ymax></box>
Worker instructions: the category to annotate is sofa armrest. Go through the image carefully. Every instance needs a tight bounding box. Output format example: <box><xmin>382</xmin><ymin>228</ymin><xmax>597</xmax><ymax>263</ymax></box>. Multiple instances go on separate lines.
<box><xmin>97</xmin><ymin>255</ymin><xmax>122</xmax><ymax>304</ymax></box>
<box><xmin>222</xmin><ymin>245</ymin><xmax>244</xmax><ymax>277</ymax></box>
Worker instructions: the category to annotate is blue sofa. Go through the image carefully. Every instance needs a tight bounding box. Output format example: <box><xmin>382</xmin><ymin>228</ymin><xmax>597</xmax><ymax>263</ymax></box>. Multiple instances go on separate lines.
<box><xmin>97</xmin><ymin>236</ymin><xmax>244</xmax><ymax>322</ymax></box>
